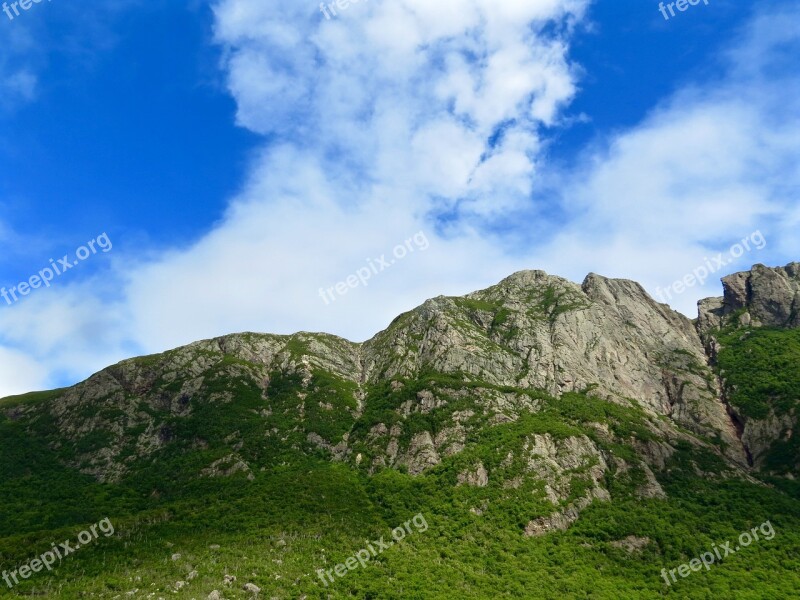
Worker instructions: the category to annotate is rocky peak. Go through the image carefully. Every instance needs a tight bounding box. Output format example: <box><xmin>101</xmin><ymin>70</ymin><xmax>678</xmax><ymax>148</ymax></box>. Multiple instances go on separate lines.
<box><xmin>699</xmin><ymin>262</ymin><xmax>800</xmax><ymax>332</ymax></box>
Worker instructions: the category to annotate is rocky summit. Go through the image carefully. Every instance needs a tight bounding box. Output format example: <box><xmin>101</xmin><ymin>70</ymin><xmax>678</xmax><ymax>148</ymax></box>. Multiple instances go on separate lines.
<box><xmin>1</xmin><ymin>263</ymin><xmax>799</xmax><ymax>599</ymax></box>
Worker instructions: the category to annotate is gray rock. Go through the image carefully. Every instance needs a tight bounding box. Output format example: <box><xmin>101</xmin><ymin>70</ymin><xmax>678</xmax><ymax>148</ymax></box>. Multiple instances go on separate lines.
<box><xmin>700</xmin><ymin>262</ymin><xmax>800</xmax><ymax>330</ymax></box>
<box><xmin>243</xmin><ymin>583</ymin><xmax>261</xmax><ymax>594</ymax></box>
<box><xmin>610</xmin><ymin>536</ymin><xmax>651</xmax><ymax>553</ymax></box>
<box><xmin>9</xmin><ymin>263</ymin><xmax>799</xmax><ymax>506</ymax></box>
<box><xmin>457</xmin><ymin>462</ymin><xmax>489</xmax><ymax>487</ymax></box>
<box><xmin>399</xmin><ymin>432</ymin><xmax>441</xmax><ymax>475</ymax></box>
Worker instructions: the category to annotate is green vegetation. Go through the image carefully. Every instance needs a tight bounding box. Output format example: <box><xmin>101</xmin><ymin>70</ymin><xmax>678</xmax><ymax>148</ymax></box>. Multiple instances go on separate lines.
<box><xmin>716</xmin><ymin>327</ymin><xmax>800</xmax><ymax>419</ymax></box>
<box><xmin>1</xmin><ymin>416</ymin><xmax>799</xmax><ymax>598</ymax></box>
<box><xmin>0</xmin><ymin>388</ymin><xmax>67</xmax><ymax>409</ymax></box>
<box><xmin>1</xmin><ymin>338</ymin><xmax>799</xmax><ymax>598</ymax></box>
<box><xmin>528</xmin><ymin>285</ymin><xmax>590</xmax><ymax>324</ymax></box>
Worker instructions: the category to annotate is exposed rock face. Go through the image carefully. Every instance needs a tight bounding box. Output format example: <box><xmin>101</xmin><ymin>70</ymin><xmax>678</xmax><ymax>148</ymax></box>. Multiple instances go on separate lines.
<box><xmin>457</xmin><ymin>462</ymin><xmax>489</xmax><ymax>487</ymax></box>
<box><xmin>524</xmin><ymin>506</ymin><xmax>580</xmax><ymax>537</ymax></box>
<box><xmin>636</xmin><ymin>464</ymin><xmax>667</xmax><ymax>500</ymax></box>
<box><xmin>366</xmin><ymin>271</ymin><xmax>704</xmax><ymax>404</ymax></box>
<box><xmin>741</xmin><ymin>410</ymin><xmax>796</xmax><ymax>470</ymax></box>
<box><xmin>201</xmin><ymin>453</ymin><xmax>255</xmax><ymax>481</ymax></box>
<box><xmin>524</xmin><ymin>491</ymin><xmax>609</xmax><ymax>537</ymax></box>
<box><xmin>631</xmin><ymin>440</ymin><xmax>675</xmax><ymax>471</ymax></box>
<box><xmin>610</xmin><ymin>536</ymin><xmax>651</xmax><ymax>553</ymax></box>
<box><xmin>399</xmin><ymin>432</ymin><xmax>442</xmax><ymax>475</ymax></box>
<box><xmin>362</xmin><ymin>269</ymin><xmax>745</xmax><ymax>464</ymax></box>
<box><xmin>307</xmin><ymin>432</ymin><xmax>349</xmax><ymax>460</ymax></box>
<box><xmin>523</xmin><ymin>434</ymin><xmax>609</xmax><ymax>505</ymax></box>
<box><xmin>4</xmin><ymin>267</ymin><xmax>756</xmax><ymax>482</ymax></box>
<box><xmin>698</xmin><ymin>263</ymin><xmax>800</xmax><ymax>331</ymax></box>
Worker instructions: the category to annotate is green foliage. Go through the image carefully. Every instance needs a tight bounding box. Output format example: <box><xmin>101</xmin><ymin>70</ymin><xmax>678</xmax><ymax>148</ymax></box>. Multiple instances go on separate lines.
<box><xmin>2</xmin><ymin>351</ymin><xmax>799</xmax><ymax>598</ymax></box>
<box><xmin>491</xmin><ymin>307</ymin><xmax>511</xmax><ymax>328</ymax></box>
<box><xmin>0</xmin><ymin>388</ymin><xmax>67</xmax><ymax>409</ymax></box>
<box><xmin>452</xmin><ymin>298</ymin><xmax>503</xmax><ymax>313</ymax></box>
<box><xmin>528</xmin><ymin>285</ymin><xmax>590</xmax><ymax>324</ymax></box>
<box><xmin>716</xmin><ymin>327</ymin><xmax>800</xmax><ymax>419</ymax></box>
<box><xmin>763</xmin><ymin>433</ymin><xmax>800</xmax><ymax>475</ymax></box>
<box><xmin>0</xmin><ymin>418</ymin><xmax>148</xmax><ymax>537</ymax></box>
<box><xmin>1</xmin><ymin>437</ymin><xmax>799</xmax><ymax>599</ymax></box>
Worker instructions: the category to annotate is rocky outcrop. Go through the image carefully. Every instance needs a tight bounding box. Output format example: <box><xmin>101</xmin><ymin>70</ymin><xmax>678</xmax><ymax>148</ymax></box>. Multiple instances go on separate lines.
<box><xmin>522</xmin><ymin>434</ymin><xmax>609</xmax><ymax>505</ymax></box>
<box><xmin>201</xmin><ymin>453</ymin><xmax>254</xmax><ymax>480</ymax></box>
<box><xmin>524</xmin><ymin>490</ymin><xmax>609</xmax><ymax>537</ymax></box>
<box><xmin>698</xmin><ymin>263</ymin><xmax>800</xmax><ymax>331</ymax></box>
<box><xmin>398</xmin><ymin>432</ymin><xmax>442</xmax><ymax>475</ymax></box>
<box><xmin>741</xmin><ymin>410</ymin><xmax>796</xmax><ymax>470</ymax></box>
<box><xmin>636</xmin><ymin>464</ymin><xmax>667</xmax><ymax>499</ymax></box>
<box><xmin>307</xmin><ymin>432</ymin><xmax>349</xmax><ymax>460</ymax></box>
<box><xmin>457</xmin><ymin>462</ymin><xmax>489</xmax><ymax>487</ymax></box>
<box><xmin>610</xmin><ymin>536</ymin><xmax>651</xmax><ymax>553</ymax></box>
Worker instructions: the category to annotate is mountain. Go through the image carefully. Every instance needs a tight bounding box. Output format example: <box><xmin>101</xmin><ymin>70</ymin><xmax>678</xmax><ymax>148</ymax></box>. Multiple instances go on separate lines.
<box><xmin>1</xmin><ymin>263</ymin><xmax>799</xmax><ymax>599</ymax></box>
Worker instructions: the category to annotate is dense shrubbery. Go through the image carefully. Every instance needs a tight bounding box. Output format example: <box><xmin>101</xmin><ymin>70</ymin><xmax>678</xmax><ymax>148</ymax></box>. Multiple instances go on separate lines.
<box><xmin>716</xmin><ymin>327</ymin><xmax>800</xmax><ymax>419</ymax></box>
<box><xmin>1</xmin><ymin>451</ymin><xmax>798</xmax><ymax>598</ymax></box>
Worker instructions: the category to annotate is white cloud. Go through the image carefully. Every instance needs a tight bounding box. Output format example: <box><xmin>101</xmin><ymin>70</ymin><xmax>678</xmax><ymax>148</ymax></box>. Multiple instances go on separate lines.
<box><xmin>0</xmin><ymin>22</ymin><xmax>39</xmax><ymax>110</ymax></box>
<box><xmin>110</xmin><ymin>0</ymin><xmax>587</xmax><ymax>351</ymax></box>
<box><xmin>0</xmin><ymin>347</ymin><xmax>47</xmax><ymax>399</ymax></box>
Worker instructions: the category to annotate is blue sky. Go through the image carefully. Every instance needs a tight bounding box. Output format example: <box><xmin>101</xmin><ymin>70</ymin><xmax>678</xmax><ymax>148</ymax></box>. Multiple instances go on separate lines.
<box><xmin>0</xmin><ymin>0</ymin><xmax>798</xmax><ymax>397</ymax></box>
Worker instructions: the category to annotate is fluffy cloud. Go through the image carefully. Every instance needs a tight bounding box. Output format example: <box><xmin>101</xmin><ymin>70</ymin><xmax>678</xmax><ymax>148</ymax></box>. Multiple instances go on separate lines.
<box><xmin>111</xmin><ymin>0</ymin><xmax>589</xmax><ymax>353</ymax></box>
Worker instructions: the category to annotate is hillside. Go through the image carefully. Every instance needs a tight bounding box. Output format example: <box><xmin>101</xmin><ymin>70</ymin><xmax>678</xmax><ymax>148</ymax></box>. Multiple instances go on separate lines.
<box><xmin>1</xmin><ymin>263</ymin><xmax>799</xmax><ymax>599</ymax></box>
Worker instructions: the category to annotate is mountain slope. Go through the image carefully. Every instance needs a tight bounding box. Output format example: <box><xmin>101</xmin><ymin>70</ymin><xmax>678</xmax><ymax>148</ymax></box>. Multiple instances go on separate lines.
<box><xmin>1</xmin><ymin>263</ymin><xmax>799</xmax><ymax>599</ymax></box>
